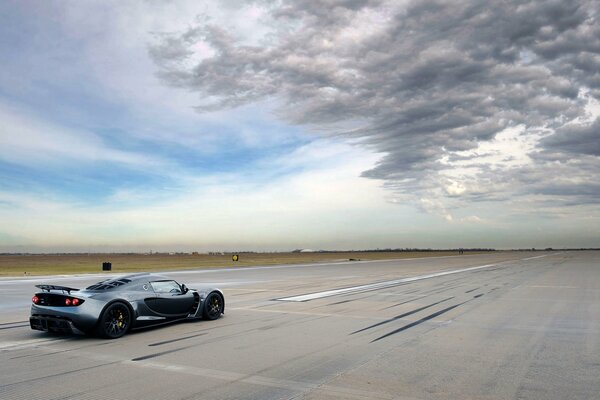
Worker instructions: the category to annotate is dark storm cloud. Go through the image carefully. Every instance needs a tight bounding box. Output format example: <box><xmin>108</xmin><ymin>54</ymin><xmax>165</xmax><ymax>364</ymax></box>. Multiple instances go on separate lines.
<box><xmin>542</xmin><ymin>117</ymin><xmax>600</xmax><ymax>156</ymax></box>
<box><xmin>150</xmin><ymin>0</ymin><xmax>599</xmax><ymax>211</ymax></box>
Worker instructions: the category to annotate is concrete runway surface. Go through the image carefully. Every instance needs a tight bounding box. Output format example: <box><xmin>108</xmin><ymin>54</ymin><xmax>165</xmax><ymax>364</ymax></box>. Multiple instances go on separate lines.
<box><xmin>0</xmin><ymin>251</ymin><xmax>598</xmax><ymax>400</ymax></box>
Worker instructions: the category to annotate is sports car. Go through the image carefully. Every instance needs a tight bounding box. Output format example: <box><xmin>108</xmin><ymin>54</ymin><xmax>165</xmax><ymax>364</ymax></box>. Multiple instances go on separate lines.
<box><xmin>30</xmin><ymin>273</ymin><xmax>225</xmax><ymax>339</ymax></box>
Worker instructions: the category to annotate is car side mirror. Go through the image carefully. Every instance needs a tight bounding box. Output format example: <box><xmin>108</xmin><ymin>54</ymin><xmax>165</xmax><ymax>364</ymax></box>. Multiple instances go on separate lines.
<box><xmin>181</xmin><ymin>284</ymin><xmax>188</xmax><ymax>294</ymax></box>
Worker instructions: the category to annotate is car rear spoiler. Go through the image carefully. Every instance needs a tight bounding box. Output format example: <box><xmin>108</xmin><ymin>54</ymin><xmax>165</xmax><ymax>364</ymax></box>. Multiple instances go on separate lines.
<box><xmin>35</xmin><ymin>284</ymin><xmax>79</xmax><ymax>294</ymax></box>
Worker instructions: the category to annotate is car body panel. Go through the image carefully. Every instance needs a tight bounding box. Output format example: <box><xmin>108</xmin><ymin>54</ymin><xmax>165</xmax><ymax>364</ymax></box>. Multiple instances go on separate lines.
<box><xmin>30</xmin><ymin>273</ymin><xmax>224</xmax><ymax>335</ymax></box>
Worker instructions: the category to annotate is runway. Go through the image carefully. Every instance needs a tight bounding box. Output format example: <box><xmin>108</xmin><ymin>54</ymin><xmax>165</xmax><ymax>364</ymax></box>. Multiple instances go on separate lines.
<box><xmin>0</xmin><ymin>251</ymin><xmax>598</xmax><ymax>400</ymax></box>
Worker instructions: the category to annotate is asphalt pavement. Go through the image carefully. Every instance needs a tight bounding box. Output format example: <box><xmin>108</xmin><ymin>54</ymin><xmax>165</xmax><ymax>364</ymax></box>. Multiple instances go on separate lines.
<box><xmin>0</xmin><ymin>251</ymin><xmax>598</xmax><ymax>400</ymax></box>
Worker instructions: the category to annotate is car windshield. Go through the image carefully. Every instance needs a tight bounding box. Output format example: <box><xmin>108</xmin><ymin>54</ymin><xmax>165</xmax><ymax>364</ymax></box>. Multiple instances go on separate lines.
<box><xmin>150</xmin><ymin>280</ymin><xmax>182</xmax><ymax>294</ymax></box>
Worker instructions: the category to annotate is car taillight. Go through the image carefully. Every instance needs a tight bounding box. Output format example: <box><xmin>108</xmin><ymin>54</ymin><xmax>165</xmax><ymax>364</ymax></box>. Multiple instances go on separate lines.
<box><xmin>32</xmin><ymin>295</ymin><xmax>39</xmax><ymax>304</ymax></box>
<box><xmin>64</xmin><ymin>297</ymin><xmax>83</xmax><ymax>306</ymax></box>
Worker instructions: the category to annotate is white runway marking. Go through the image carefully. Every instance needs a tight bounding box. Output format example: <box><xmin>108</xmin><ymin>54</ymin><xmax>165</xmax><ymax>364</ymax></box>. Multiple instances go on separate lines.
<box><xmin>275</xmin><ymin>254</ymin><xmax>555</xmax><ymax>302</ymax></box>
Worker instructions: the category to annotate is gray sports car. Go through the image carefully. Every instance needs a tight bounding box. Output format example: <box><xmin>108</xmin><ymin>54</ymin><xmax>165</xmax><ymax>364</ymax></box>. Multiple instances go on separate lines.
<box><xmin>30</xmin><ymin>273</ymin><xmax>225</xmax><ymax>339</ymax></box>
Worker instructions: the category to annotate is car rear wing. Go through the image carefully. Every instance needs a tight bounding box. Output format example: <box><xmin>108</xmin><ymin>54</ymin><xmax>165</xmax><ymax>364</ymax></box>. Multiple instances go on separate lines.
<box><xmin>35</xmin><ymin>285</ymin><xmax>79</xmax><ymax>294</ymax></box>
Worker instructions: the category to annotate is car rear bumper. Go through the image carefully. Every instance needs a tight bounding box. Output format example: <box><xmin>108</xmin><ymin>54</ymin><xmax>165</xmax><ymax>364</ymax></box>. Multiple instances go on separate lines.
<box><xmin>30</xmin><ymin>315</ymin><xmax>85</xmax><ymax>335</ymax></box>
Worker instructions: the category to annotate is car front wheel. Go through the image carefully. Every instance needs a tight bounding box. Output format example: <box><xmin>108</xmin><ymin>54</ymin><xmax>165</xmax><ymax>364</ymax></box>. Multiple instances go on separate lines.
<box><xmin>202</xmin><ymin>293</ymin><xmax>224</xmax><ymax>320</ymax></box>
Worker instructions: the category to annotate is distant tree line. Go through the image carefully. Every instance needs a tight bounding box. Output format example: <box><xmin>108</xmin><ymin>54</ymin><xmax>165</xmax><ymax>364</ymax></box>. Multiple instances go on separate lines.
<box><xmin>3</xmin><ymin>248</ymin><xmax>600</xmax><ymax>256</ymax></box>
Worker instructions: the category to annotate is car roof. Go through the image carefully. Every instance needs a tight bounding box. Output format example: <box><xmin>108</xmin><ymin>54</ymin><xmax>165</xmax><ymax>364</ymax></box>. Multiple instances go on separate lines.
<box><xmin>118</xmin><ymin>273</ymin><xmax>171</xmax><ymax>282</ymax></box>
<box><xmin>85</xmin><ymin>273</ymin><xmax>174</xmax><ymax>291</ymax></box>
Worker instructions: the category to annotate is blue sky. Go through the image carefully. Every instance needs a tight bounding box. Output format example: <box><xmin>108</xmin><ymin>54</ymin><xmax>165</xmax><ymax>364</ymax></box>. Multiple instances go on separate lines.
<box><xmin>1</xmin><ymin>1</ymin><xmax>599</xmax><ymax>252</ymax></box>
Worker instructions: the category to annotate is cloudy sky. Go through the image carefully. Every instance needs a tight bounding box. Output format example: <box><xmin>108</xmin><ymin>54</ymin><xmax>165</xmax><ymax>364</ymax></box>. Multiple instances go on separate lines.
<box><xmin>0</xmin><ymin>0</ymin><xmax>598</xmax><ymax>252</ymax></box>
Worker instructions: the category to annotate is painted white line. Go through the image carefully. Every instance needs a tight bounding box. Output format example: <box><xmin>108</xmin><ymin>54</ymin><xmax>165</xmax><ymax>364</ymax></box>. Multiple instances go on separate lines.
<box><xmin>275</xmin><ymin>263</ymin><xmax>498</xmax><ymax>302</ymax></box>
<box><xmin>275</xmin><ymin>254</ymin><xmax>554</xmax><ymax>302</ymax></box>
<box><xmin>520</xmin><ymin>254</ymin><xmax>551</xmax><ymax>261</ymax></box>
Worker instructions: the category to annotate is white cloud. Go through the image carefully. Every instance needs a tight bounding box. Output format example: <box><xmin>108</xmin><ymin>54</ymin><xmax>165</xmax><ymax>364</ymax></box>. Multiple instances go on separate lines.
<box><xmin>462</xmin><ymin>215</ymin><xmax>483</xmax><ymax>223</ymax></box>
<box><xmin>444</xmin><ymin>180</ymin><xmax>467</xmax><ymax>197</ymax></box>
<box><xmin>0</xmin><ymin>101</ymin><xmax>167</xmax><ymax>169</ymax></box>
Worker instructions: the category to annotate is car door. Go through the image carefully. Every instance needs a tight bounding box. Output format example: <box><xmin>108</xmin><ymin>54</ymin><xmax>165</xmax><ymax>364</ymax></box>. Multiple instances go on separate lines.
<box><xmin>148</xmin><ymin>280</ymin><xmax>195</xmax><ymax>316</ymax></box>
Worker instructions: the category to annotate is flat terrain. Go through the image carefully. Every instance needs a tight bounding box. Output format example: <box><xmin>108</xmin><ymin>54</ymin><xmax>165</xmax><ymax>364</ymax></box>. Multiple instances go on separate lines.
<box><xmin>0</xmin><ymin>251</ymin><xmax>598</xmax><ymax>400</ymax></box>
<box><xmin>0</xmin><ymin>251</ymin><xmax>489</xmax><ymax>276</ymax></box>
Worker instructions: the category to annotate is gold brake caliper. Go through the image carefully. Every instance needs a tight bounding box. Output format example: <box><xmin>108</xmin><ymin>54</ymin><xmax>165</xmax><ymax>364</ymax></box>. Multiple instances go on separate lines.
<box><xmin>118</xmin><ymin>312</ymin><xmax>124</xmax><ymax>328</ymax></box>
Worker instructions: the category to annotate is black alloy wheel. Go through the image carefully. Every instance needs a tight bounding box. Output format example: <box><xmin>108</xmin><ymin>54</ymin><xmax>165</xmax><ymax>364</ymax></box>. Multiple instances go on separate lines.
<box><xmin>202</xmin><ymin>293</ymin><xmax>223</xmax><ymax>320</ymax></box>
<box><xmin>98</xmin><ymin>302</ymin><xmax>131</xmax><ymax>339</ymax></box>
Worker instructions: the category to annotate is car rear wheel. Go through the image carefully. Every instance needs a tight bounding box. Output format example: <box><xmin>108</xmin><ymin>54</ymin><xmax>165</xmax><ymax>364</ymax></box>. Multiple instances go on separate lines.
<box><xmin>202</xmin><ymin>293</ymin><xmax>224</xmax><ymax>320</ymax></box>
<box><xmin>97</xmin><ymin>302</ymin><xmax>131</xmax><ymax>339</ymax></box>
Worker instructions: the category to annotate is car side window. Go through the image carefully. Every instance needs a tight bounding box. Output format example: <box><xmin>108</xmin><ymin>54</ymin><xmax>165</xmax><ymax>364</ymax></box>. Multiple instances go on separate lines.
<box><xmin>150</xmin><ymin>280</ymin><xmax>182</xmax><ymax>294</ymax></box>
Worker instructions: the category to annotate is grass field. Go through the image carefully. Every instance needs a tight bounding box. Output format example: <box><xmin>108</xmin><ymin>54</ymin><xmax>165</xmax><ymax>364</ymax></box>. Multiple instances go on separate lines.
<box><xmin>0</xmin><ymin>251</ymin><xmax>491</xmax><ymax>277</ymax></box>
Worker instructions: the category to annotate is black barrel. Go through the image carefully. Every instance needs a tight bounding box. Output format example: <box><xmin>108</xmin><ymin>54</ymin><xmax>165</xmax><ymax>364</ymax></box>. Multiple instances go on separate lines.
<box><xmin>102</xmin><ymin>262</ymin><xmax>112</xmax><ymax>271</ymax></box>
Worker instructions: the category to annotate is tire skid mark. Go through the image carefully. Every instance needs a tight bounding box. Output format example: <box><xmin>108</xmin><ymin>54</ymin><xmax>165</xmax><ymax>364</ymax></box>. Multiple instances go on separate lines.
<box><xmin>0</xmin><ymin>337</ymin><xmax>64</xmax><ymax>351</ymax></box>
<box><xmin>148</xmin><ymin>332</ymin><xmax>208</xmax><ymax>347</ymax></box>
<box><xmin>0</xmin><ymin>320</ymin><xmax>28</xmax><ymax>326</ymax></box>
<box><xmin>131</xmin><ymin>343</ymin><xmax>198</xmax><ymax>361</ymax></box>
<box><xmin>276</xmin><ymin>254</ymin><xmax>555</xmax><ymax>302</ymax></box>
<box><xmin>371</xmin><ymin>301</ymin><xmax>467</xmax><ymax>343</ymax></box>
<box><xmin>401</xmin><ymin>288</ymin><xmax>420</xmax><ymax>295</ymax></box>
<box><xmin>371</xmin><ymin>286</ymin><xmax>494</xmax><ymax>342</ymax></box>
<box><xmin>379</xmin><ymin>295</ymin><xmax>428</xmax><ymax>311</ymax></box>
<box><xmin>465</xmin><ymin>287</ymin><xmax>480</xmax><ymax>293</ymax></box>
<box><xmin>414</xmin><ymin>283</ymin><xmax>466</xmax><ymax>296</ymax></box>
<box><xmin>320</xmin><ymin>294</ymin><xmax>372</xmax><ymax>307</ymax></box>
<box><xmin>229</xmin><ymin>306</ymin><xmax>382</xmax><ymax>320</ymax></box>
<box><xmin>326</xmin><ymin>299</ymin><xmax>353</xmax><ymax>306</ymax></box>
<box><xmin>0</xmin><ymin>323</ymin><xmax>30</xmax><ymax>330</ymax></box>
<box><xmin>351</xmin><ymin>297</ymin><xmax>454</xmax><ymax>335</ymax></box>
<box><xmin>9</xmin><ymin>340</ymin><xmax>112</xmax><ymax>360</ymax></box>
<box><xmin>0</xmin><ymin>360</ymin><xmax>120</xmax><ymax>388</ymax></box>
<box><xmin>125</xmin><ymin>360</ymin><xmax>394</xmax><ymax>399</ymax></box>
<box><xmin>132</xmin><ymin>315</ymin><xmax>326</xmax><ymax>362</ymax></box>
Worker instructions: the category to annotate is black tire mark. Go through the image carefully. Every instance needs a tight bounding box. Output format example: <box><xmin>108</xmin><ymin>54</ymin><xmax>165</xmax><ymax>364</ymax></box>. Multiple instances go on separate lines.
<box><xmin>379</xmin><ymin>295</ymin><xmax>427</xmax><ymax>311</ymax></box>
<box><xmin>401</xmin><ymin>288</ymin><xmax>420</xmax><ymax>295</ymax></box>
<box><xmin>133</xmin><ymin>315</ymin><xmax>326</xmax><ymax>361</ymax></box>
<box><xmin>371</xmin><ymin>301</ymin><xmax>467</xmax><ymax>342</ymax></box>
<box><xmin>320</xmin><ymin>294</ymin><xmax>373</xmax><ymax>307</ymax></box>
<box><xmin>416</xmin><ymin>283</ymin><xmax>466</xmax><ymax>296</ymax></box>
<box><xmin>0</xmin><ymin>320</ymin><xmax>28</xmax><ymax>326</ymax></box>
<box><xmin>132</xmin><ymin>343</ymin><xmax>199</xmax><ymax>361</ymax></box>
<box><xmin>0</xmin><ymin>361</ymin><xmax>119</xmax><ymax>388</ymax></box>
<box><xmin>325</xmin><ymin>299</ymin><xmax>352</xmax><ymax>306</ymax></box>
<box><xmin>351</xmin><ymin>297</ymin><xmax>454</xmax><ymax>335</ymax></box>
<box><xmin>0</xmin><ymin>323</ymin><xmax>30</xmax><ymax>330</ymax></box>
<box><xmin>10</xmin><ymin>336</ymin><xmax>110</xmax><ymax>360</ymax></box>
<box><xmin>148</xmin><ymin>332</ymin><xmax>208</xmax><ymax>346</ymax></box>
